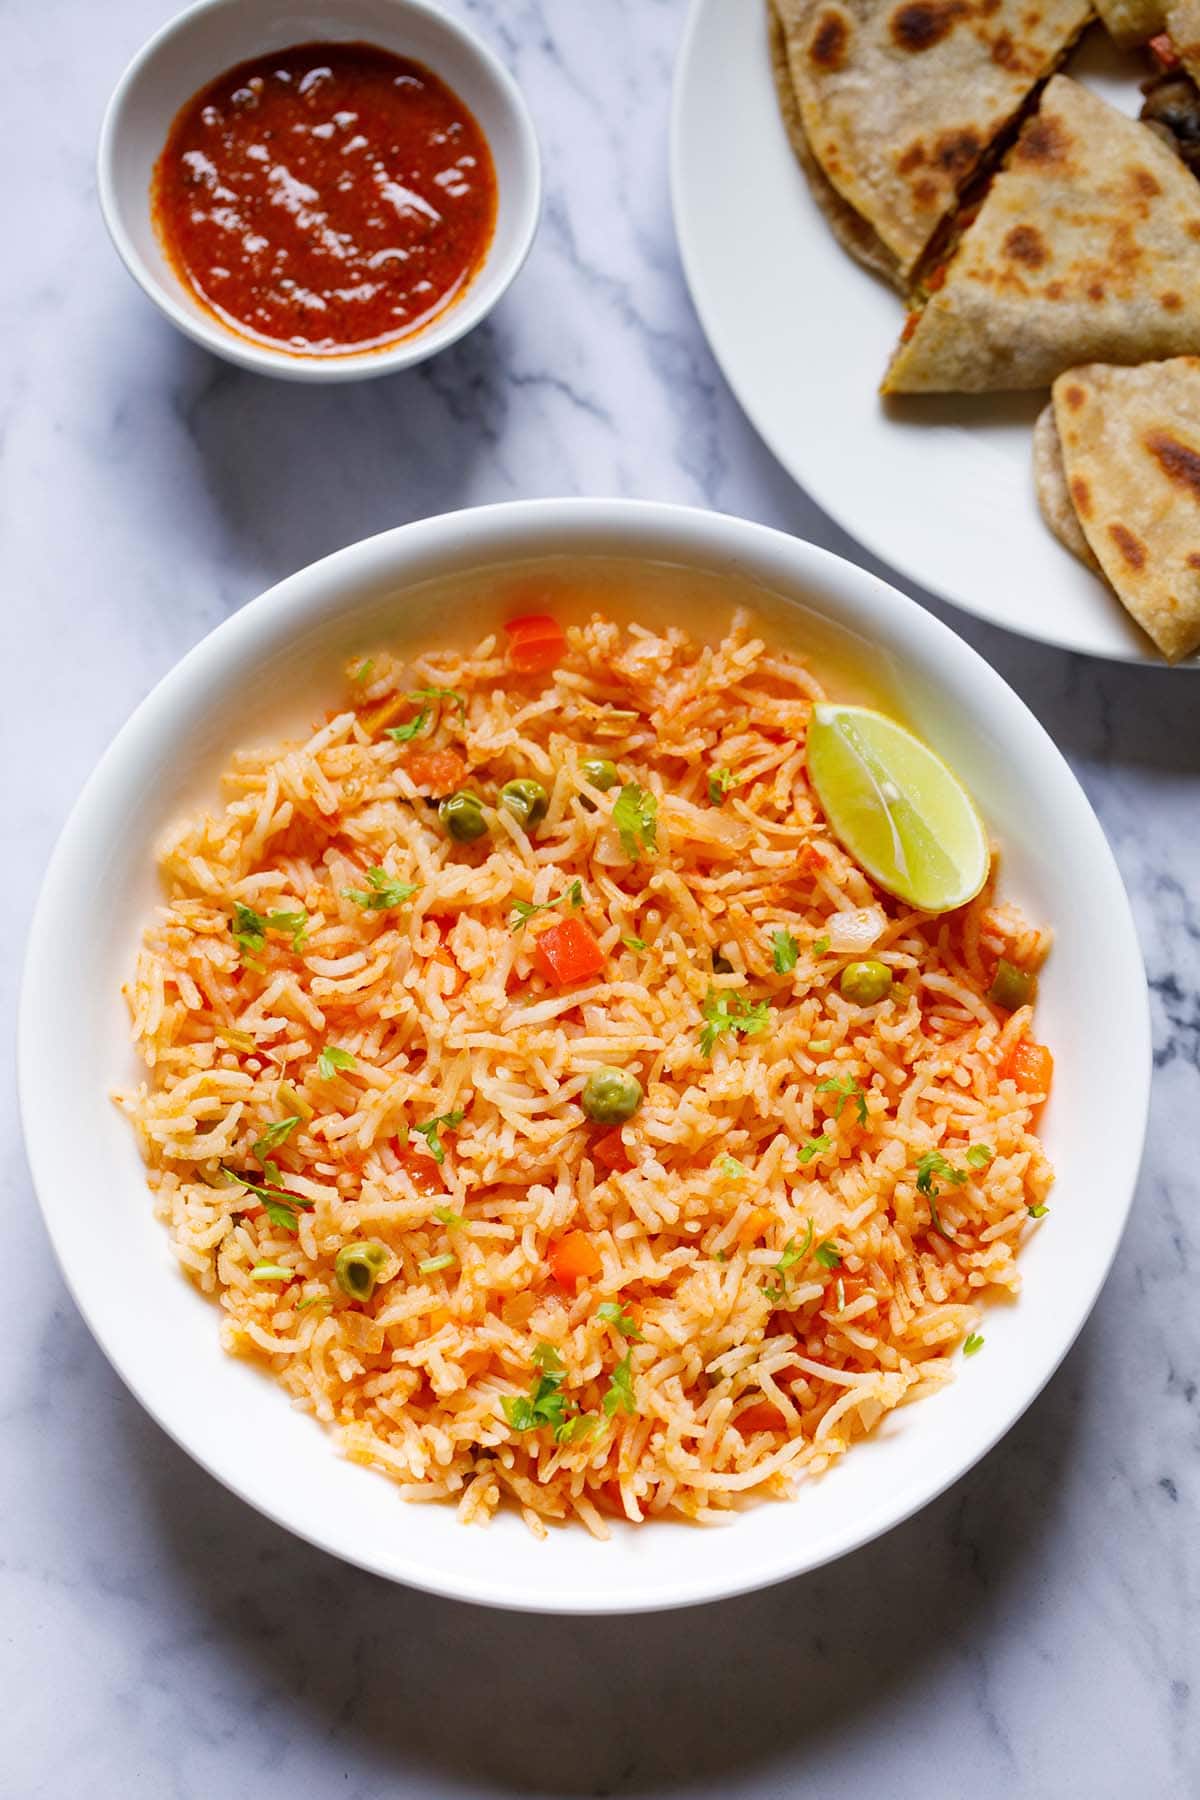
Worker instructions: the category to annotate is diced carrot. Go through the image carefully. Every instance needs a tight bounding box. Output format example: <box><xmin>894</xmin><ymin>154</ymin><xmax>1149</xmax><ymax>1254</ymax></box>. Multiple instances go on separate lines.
<box><xmin>359</xmin><ymin>692</ymin><xmax>416</xmax><ymax>736</ymax></box>
<box><xmin>393</xmin><ymin>1141</ymin><xmax>444</xmax><ymax>1195</ymax></box>
<box><xmin>406</xmin><ymin>748</ymin><xmax>466</xmax><ymax>794</ymax></box>
<box><xmin>548</xmin><ymin>1231</ymin><xmax>603</xmax><ymax>1286</ymax></box>
<box><xmin>1149</xmin><ymin>30</ymin><xmax>1180</xmax><ymax>68</ymax></box>
<box><xmin>737</xmin><ymin>1402</ymin><xmax>788</xmax><ymax>1434</ymax></box>
<box><xmin>592</xmin><ymin>1128</ymin><xmax>633</xmax><ymax>1174</ymax></box>
<box><xmin>428</xmin><ymin>1307</ymin><xmax>452</xmax><ymax>1332</ymax></box>
<box><xmin>504</xmin><ymin>613</ymin><xmax>566</xmax><ymax>673</ymax></box>
<box><xmin>737</xmin><ymin>1208</ymin><xmax>774</xmax><ymax>1246</ymax></box>
<box><xmin>532</xmin><ymin>917</ymin><xmax>605</xmax><ymax>987</ymax></box>
<box><xmin>1001</xmin><ymin>1037</ymin><xmax>1054</xmax><ymax>1095</ymax></box>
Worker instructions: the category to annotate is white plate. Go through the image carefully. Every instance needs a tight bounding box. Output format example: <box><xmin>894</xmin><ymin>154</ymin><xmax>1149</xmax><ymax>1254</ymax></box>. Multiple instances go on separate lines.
<box><xmin>671</xmin><ymin>2</ymin><xmax>1199</xmax><ymax>667</ymax></box>
<box><xmin>19</xmin><ymin>499</ymin><xmax>1150</xmax><ymax>1613</ymax></box>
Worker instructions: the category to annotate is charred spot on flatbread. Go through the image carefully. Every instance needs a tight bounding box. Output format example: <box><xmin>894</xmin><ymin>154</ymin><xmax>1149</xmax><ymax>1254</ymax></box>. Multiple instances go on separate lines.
<box><xmin>1014</xmin><ymin>112</ymin><xmax>1072</xmax><ymax>170</ymax></box>
<box><xmin>1145</xmin><ymin>429</ymin><xmax>1200</xmax><ymax>497</ymax></box>
<box><xmin>1161</xmin><ymin>290</ymin><xmax>1184</xmax><ymax>309</ymax></box>
<box><xmin>809</xmin><ymin>8</ymin><xmax>852</xmax><ymax>69</ymax></box>
<box><xmin>1069</xmin><ymin>475</ymin><xmax>1093</xmax><ymax>517</ymax></box>
<box><xmin>1108</xmin><ymin>523</ymin><xmax>1148</xmax><ymax>569</ymax></box>
<box><xmin>1128</xmin><ymin>165</ymin><xmax>1163</xmax><ymax>199</ymax></box>
<box><xmin>890</xmin><ymin>0</ymin><xmax>966</xmax><ymax>53</ymax></box>
<box><xmin>1003</xmin><ymin>223</ymin><xmax>1049</xmax><ymax>267</ymax></box>
<box><xmin>1062</xmin><ymin>383</ymin><xmax>1086</xmax><ymax>409</ymax></box>
<box><xmin>934</xmin><ymin>127</ymin><xmax>983</xmax><ymax>173</ymax></box>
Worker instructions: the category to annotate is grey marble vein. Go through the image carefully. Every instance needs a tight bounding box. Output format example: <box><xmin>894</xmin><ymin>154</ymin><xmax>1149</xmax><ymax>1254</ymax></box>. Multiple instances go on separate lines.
<box><xmin>2</xmin><ymin>0</ymin><xmax>1198</xmax><ymax>1795</ymax></box>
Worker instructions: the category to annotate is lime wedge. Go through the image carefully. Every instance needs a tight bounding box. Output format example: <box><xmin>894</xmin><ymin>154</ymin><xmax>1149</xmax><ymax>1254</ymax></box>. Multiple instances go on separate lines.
<box><xmin>805</xmin><ymin>704</ymin><xmax>989</xmax><ymax>913</ymax></box>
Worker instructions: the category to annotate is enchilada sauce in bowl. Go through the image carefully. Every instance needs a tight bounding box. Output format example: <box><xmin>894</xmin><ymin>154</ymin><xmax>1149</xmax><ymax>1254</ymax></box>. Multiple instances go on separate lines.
<box><xmin>152</xmin><ymin>42</ymin><xmax>497</xmax><ymax>356</ymax></box>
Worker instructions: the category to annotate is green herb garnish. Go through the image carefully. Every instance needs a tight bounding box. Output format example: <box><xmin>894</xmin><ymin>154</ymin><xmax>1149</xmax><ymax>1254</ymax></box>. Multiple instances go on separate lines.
<box><xmin>612</xmin><ymin>782</ymin><xmax>658</xmax><ymax>859</ymax></box>
<box><xmin>1028</xmin><ymin>1203</ymin><xmax>1049</xmax><ymax>1219</ymax></box>
<box><xmin>915</xmin><ymin>1150</ymin><xmax>968</xmax><ymax>1200</ymax></box>
<box><xmin>353</xmin><ymin>658</ymin><xmax>375</xmax><ymax>685</ymax></box>
<box><xmin>231</xmin><ymin>902</ymin><xmax>308</xmax><ymax>968</ymax></box>
<box><xmin>966</xmin><ymin>1145</ymin><xmax>994</xmax><ymax>1168</ymax></box>
<box><xmin>411</xmin><ymin>1109</ymin><xmax>465</xmax><ymax>1166</ymax></box>
<box><xmin>817</xmin><ymin>1074</ymin><xmax>868</xmax><ymax>1125</ymax></box>
<box><xmin>963</xmin><ymin>1332</ymin><xmax>985</xmax><ymax>1357</ymax></box>
<box><xmin>410</xmin><ymin>684</ymin><xmax>467</xmax><ymax>720</ymax></box>
<box><xmin>699</xmin><ymin>989</ymin><xmax>772</xmax><ymax>1057</ymax></box>
<box><xmin>772</xmin><ymin>930</ymin><xmax>800</xmax><ymax>975</ymax></box>
<box><xmin>342</xmin><ymin>868</ymin><xmax>420</xmax><ymax>912</ymax></box>
<box><xmin>708</xmin><ymin>766</ymin><xmax>737</xmax><ymax>806</ymax></box>
<box><xmin>596</xmin><ymin>1301</ymin><xmax>644</xmax><ymax>1341</ymax></box>
<box><xmin>433</xmin><ymin>1205</ymin><xmax>467</xmax><ymax>1228</ymax></box>
<box><xmin>621</xmin><ymin>934</ymin><xmax>647</xmax><ymax>952</ymax></box>
<box><xmin>510</xmin><ymin>880</ymin><xmax>584</xmax><ymax>931</ymax></box>
<box><xmin>418</xmin><ymin>1253</ymin><xmax>456</xmax><ymax>1275</ymax></box>
<box><xmin>602</xmin><ymin>1351</ymin><xmax>637</xmax><ymax>1418</ymax></box>
<box><xmin>294</xmin><ymin>1292</ymin><xmax>333</xmax><ymax>1313</ymax></box>
<box><xmin>798</xmin><ymin>1134</ymin><xmax>831</xmax><ymax>1165</ymax></box>
<box><xmin>814</xmin><ymin>1240</ymin><xmax>842</xmax><ymax>1270</ymax></box>
<box><xmin>251</xmin><ymin>1116</ymin><xmax>301</xmax><ymax>1161</ymax></box>
<box><xmin>720</xmin><ymin>1155</ymin><xmax>748</xmax><ymax>1179</ymax></box>
<box><xmin>502</xmin><ymin>1346</ymin><xmax>592</xmax><ymax>1443</ymax></box>
<box><xmin>221</xmin><ymin>1165</ymin><xmax>314</xmax><ymax>1234</ymax></box>
<box><xmin>317</xmin><ymin>1045</ymin><xmax>356</xmax><ymax>1081</ymax></box>
<box><xmin>811</xmin><ymin>935</ymin><xmax>830</xmax><ymax>957</ymax></box>
<box><xmin>384</xmin><ymin>707</ymin><xmax>431</xmax><ymax>743</ymax></box>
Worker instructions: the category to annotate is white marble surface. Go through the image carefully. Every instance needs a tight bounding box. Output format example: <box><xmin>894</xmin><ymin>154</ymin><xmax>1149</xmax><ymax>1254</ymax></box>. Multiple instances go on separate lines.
<box><xmin>3</xmin><ymin>0</ymin><xmax>1198</xmax><ymax>1793</ymax></box>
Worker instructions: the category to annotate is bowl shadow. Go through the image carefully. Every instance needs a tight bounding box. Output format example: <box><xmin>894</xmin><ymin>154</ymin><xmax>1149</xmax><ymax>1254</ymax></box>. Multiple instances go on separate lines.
<box><xmin>115</xmin><ymin>1321</ymin><xmax>1091</xmax><ymax>1796</ymax></box>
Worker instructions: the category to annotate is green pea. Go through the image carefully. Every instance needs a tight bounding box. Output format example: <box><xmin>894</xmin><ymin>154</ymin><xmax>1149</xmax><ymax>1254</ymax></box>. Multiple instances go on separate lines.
<box><xmin>988</xmin><ymin>958</ymin><xmax>1034</xmax><ymax>1011</ymax></box>
<box><xmin>839</xmin><ymin>960</ymin><xmax>893</xmax><ymax>1005</ymax></box>
<box><xmin>439</xmin><ymin>791</ymin><xmax>489</xmax><ymax>842</ymax></box>
<box><xmin>499</xmin><ymin>778</ymin><xmax>549</xmax><ymax>831</ymax></box>
<box><xmin>580</xmin><ymin>758</ymin><xmax>618</xmax><ymax>793</ymax></box>
<box><xmin>581</xmin><ymin>1067</ymin><xmax>643</xmax><ymax>1125</ymax></box>
<box><xmin>334</xmin><ymin>1240</ymin><xmax>390</xmax><ymax>1302</ymax></box>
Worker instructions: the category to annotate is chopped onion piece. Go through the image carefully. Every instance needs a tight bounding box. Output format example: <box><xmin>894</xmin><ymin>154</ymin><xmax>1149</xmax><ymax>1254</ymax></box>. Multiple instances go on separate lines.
<box><xmin>827</xmin><ymin>905</ymin><xmax>887</xmax><ymax>955</ymax></box>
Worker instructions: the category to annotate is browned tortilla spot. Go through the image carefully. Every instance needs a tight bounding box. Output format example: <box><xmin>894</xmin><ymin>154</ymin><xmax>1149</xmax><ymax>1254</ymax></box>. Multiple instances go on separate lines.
<box><xmin>990</xmin><ymin>30</ymin><xmax>1029</xmax><ymax>69</ymax></box>
<box><xmin>1016</xmin><ymin>115</ymin><xmax>1069</xmax><ymax>168</ymax></box>
<box><xmin>1128</xmin><ymin>165</ymin><xmax>1162</xmax><ymax>199</ymax></box>
<box><xmin>1087</xmin><ymin>282</ymin><xmax>1105</xmax><ymax>302</ymax></box>
<box><xmin>1108</xmin><ymin>523</ymin><xmax>1147</xmax><ymax>569</ymax></box>
<box><xmin>1069</xmin><ymin>475</ymin><xmax>1092</xmax><ymax>518</ymax></box>
<box><xmin>897</xmin><ymin>142</ymin><xmax>926</xmax><ymax>174</ymax></box>
<box><xmin>890</xmin><ymin>1</ymin><xmax>964</xmax><ymax>53</ymax></box>
<box><xmin>1003</xmin><ymin>223</ymin><xmax>1048</xmax><ymax>268</ymax></box>
<box><xmin>809</xmin><ymin>10</ymin><xmax>850</xmax><ymax>70</ymax></box>
<box><xmin>1045</xmin><ymin>280</ymin><xmax>1065</xmax><ymax>299</ymax></box>
<box><xmin>934</xmin><ymin>127</ymin><xmax>982</xmax><ymax>173</ymax></box>
<box><xmin>913</xmin><ymin>177</ymin><xmax>939</xmax><ymax>205</ymax></box>
<box><xmin>1062</xmin><ymin>384</ymin><xmax>1085</xmax><ymax>411</ymax></box>
<box><xmin>1161</xmin><ymin>291</ymin><xmax>1183</xmax><ymax>311</ymax></box>
<box><xmin>1187</xmin><ymin>553</ymin><xmax>1200</xmax><ymax>572</ymax></box>
<box><xmin>1145</xmin><ymin>430</ymin><xmax>1200</xmax><ymax>500</ymax></box>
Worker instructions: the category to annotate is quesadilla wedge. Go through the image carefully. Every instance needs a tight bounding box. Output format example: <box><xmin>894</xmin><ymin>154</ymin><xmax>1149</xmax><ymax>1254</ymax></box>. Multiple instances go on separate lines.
<box><xmin>1093</xmin><ymin>0</ymin><xmax>1165</xmax><ymax>45</ymax></box>
<box><xmin>767</xmin><ymin>0</ymin><xmax>904</xmax><ymax>291</ymax></box>
<box><xmin>773</xmin><ymin>0</ymin><xmax>1092</xmax><ymax>278</ymax></box>
<box><xmin>885</xmin><ymin>78</ymin><xmax>1200</xmax><ymax>393</ymax></box>
<box><xmin>1047</xmin><ymin>357</ymin><xmax>1200</xmax><ymax>660</ymax></box>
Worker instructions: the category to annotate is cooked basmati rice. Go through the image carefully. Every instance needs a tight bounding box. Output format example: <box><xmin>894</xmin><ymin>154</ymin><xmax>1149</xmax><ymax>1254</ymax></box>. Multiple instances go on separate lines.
<box><xmin>118</xmin><ymin>609</ymin><xmax>1053</xmax><ymax>1536</ymax></box>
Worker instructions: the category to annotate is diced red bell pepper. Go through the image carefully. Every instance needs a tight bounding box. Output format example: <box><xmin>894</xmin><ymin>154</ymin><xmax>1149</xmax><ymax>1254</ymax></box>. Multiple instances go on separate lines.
<box><xmin>737</xmin><ymin>1402</ymin><xmax>788</xmax><ymax>1435</ymax></box>
<box><xmin>1149</xmin><ymin>31</ymin><xmax>1180</xmax><ymax>68</ymax></box>
<box><xmin>1000</xmin><ymin>1038</ymin><xmax>1054</xmax><ymax>1096</ymax></box>
<box><xmin>532</xmin><ymin>917</ymin><xmax>605</xmax><ymax>986</ymax></box>
<box><xmin>504</xmin><ymin>613</ymin><xmax>566</xmax><ymax>673</ymax></box>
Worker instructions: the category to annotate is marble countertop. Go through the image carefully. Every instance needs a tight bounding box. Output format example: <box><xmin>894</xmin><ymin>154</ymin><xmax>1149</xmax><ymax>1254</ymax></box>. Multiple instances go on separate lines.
<box><xmin>4</xmin><ymin>0</ymin><xmax>1198</xmax><ymax>1793</ymax></box>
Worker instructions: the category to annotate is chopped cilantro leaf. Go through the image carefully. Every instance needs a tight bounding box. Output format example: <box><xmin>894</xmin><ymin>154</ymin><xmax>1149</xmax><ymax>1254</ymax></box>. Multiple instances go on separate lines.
<box><xmin>510</xmin><ymin>881</ymin><xmax>584</xmax><ymax>931</ymax></box>
<box><xmin>554</xmin><ymin>1412</ymin><xmax>599</xmax><ymax>1446</ymax></box>
<box><xmin>798</xmin><ymin>1134</ymin><xmax>831</xmax><ymax>1165</ymax></box>
<box><xmin>596</xmin><ymin>1301</ymin><xmax>644</xmax><ymax>1341</ymax></box>
<box><xmin>612</xmin><ymin>782</ymin><xmax>658</xmax><ymax>860</ymax></box>
<box><xmin>966</xmin><ymin>1144</ymin><xmax>994</xmax><ymax>1168</ymax></box>
<box><xmin>772</xmin><ymin>930</ymin><xmax>800</xmax><ymax>975</ymax></box>
<box><xmin>294</xmin><ymin>1292</ymin><xmax>333</xmax><ymax>1312</ymax></box>
<box><xmin>817</xmin><ymin>1074</ymin><xmax>868</xmax><ymax>1125</ymax></box>
<box><xmin>699</xmin><ymin>989</ymin><xmax>772</xmax><ymax>1057</ymax></box>
<box><xmin>914</xmin><ymin>1150</ymin><xmax>969</xmax><ymax>1198</ymax></box>
<box><xmin>621</xmin><ymin>934</ymin><xmax>647</xmax><ymax>952</ymax></box>
<box><xmin>317</xmin><ymin>1045</ymin><xmax>356</xmax><ymax>1081</ymax></box>
<box><xmin>708</xmin><ymin>766</ymin><xmax>737</xmax><ymax>806</ymax></box>
<box><xmin>231</xmin><ymin>903</ymin><xmax>308</xmax><ymax>968</ymax></box>
<box><xmin>532</xmin><ymin>1342</ymin><xmax>565</xmax><ymax>1373</ymax></box>
<box><xmin>963</xmin><ymin>1332</ymin><xmax>985</xmax><ymax>1357</ymax></box>
<box><xmin>602</xmin><ymin>1351</ymin><xmax>637</xmax><ymax>1418</ymax></box>
<box><xmin>342</xmin><ymin>868</ymin><xmax>419</xmax><ymax>912</ymax></box>
<box><xmin>811</xmin><ymin>936</ymin><xmax>831</xmax><ymax>957</ymax></box>
<box><xmin>1028</xmin><ymin>1203</ymin><xmax>1050</xmax><ymax>1219</ymax></box>
<box><xmin>502</xmin><ymin>1352</ymin><xmax>589</xmax><ymax>1440</ymax></box>
<box><xmin>410</xmin><ymin>684</ymin><xmax>467</xmax><ymax>720</ymax></box>
<box><xmin>251</xmin><ymin>1116</ymin><xmax>301</xmax><ymax>1161</ymax></box>
<box><xmin>384</xmin><ymin>707</ymin><xmax>431</xmax><ymax>743</ymax></box>
<box><xmin>814</xmin><ymin>1240</ymin><xmax>842</xmax><ymax>1270</ymax></box>
<box><xmin>720</xmin><ymin>1155</ymin><xmax>748</xmax><ymax>1179</ymax></box>
<box><xmin>411</xmin><ymin>1109</ymin><xmax>465</xmax><ymax>1166</ymax></box>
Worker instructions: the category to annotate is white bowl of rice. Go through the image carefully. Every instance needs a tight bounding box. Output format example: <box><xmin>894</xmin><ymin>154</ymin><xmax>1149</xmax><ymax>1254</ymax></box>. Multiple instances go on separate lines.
<box><xmin>19</xmin><ymin>500</ymin><xmax>1149</xmax><ymax>1613</ymax></box>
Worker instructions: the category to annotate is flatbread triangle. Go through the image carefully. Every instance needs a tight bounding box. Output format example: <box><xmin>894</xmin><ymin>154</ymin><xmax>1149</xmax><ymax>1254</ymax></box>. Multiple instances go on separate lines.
<box><xmin>774</xmin><ymin>0</ymin><xmax>1092</xmax><ymax>277</ymax></box>
<box><xmin>885</xmin><ymin>76</ymin><xmax>1200</xmax><ymax>392</ymax></box>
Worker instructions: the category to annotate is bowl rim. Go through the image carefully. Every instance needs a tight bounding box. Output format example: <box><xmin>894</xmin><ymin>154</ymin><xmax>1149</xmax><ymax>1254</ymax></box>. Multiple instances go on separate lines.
<box><xmin>18</xmin><ymin>498</ymin><xmax>1152</xmax><ymax>1612</ymax></box>
<box><xmin>96</xmin><ymin>0</ymin><xmax>542</xmax><ymax>382</ymax></box>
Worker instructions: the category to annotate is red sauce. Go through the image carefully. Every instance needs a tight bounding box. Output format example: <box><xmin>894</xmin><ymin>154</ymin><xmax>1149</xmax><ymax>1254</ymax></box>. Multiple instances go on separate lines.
<box><xmin>152</xmin><ymin>41</ymin><xmax>498</xmax><ymax>356</ymax></box>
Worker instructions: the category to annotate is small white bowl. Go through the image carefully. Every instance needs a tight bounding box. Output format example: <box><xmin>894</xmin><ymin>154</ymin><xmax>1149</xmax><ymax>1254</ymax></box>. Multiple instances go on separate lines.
<box><xmin>98</xmin><ymin>0</ymin><xmax>541</xmax><ymax>380</ymax></box>
<box><xmin>21</xmin><ymin>501</ymin><xmax>1149</xmax><ymax>1613</ymax></box>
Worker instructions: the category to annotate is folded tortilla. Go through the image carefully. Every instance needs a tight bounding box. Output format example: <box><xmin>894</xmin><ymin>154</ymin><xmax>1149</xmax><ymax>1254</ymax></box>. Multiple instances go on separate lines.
<box><xmin>1047</xmin><ymin>358</ymin><xmax>1200</xmax><ymax>660</ymax></box>
<box><xmin>773</xmin><ymin>0</ymin><xmax>1092</xmax><ymax>278</ymax></box>
<box><xmin>885</xmin><ymin>78</ymin><xmax>1200</xmax><ymax>393</ymax></box>
<box><xmin>767</xmin><ymin>0</ymin><xmax>904</xmax><ymax>291</ymax></box>
<box><xmin>1167</xmin><ymin>0</ymin><xmax>1200</xmax><ymax>71</ymax></box>
<box><xmin>1094</xmin><ymin>0</ymin><xmax>1165</xmax><ymax>45</ymax></box>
